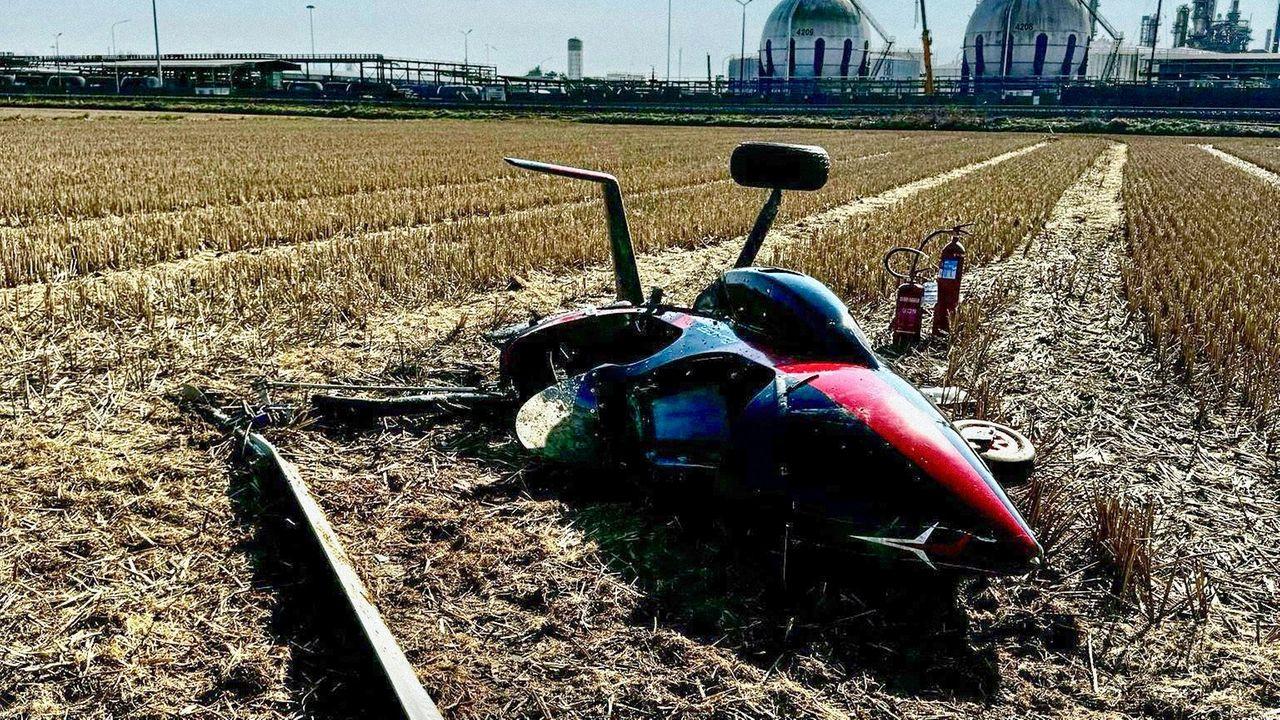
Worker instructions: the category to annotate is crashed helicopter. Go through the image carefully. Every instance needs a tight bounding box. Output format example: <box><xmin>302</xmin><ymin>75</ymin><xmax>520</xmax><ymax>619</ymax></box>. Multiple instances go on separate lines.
<box><xmin>315</xmin><ymin>142</ymin><xmax>1043</xmax><ymax>575</ymax></box>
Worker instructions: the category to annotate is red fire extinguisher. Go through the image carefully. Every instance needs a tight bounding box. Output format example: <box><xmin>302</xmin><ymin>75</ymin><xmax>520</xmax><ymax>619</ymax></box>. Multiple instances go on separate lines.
<box><xmin>884</xmin><ymin>246</ymin><xmax>928</xmax><ymax>346</ymax></box>
<box><xmin>884</xmin><ymin>224</ymin><xmax>972</xmax><ymax>345</ymax></box>
<box><xmin>932</xmin><ymin>234</ymin><xmax>966</xmax><ymax>336</ymax></box>
<box><xmin>892</xmin><ymin>280</ymin><xmax>925</xmax><ymax>346</ymax></box>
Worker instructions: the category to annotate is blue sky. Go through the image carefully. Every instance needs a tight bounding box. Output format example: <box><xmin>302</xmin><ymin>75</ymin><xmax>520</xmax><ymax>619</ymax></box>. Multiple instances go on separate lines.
<box><xmin>4</xmin><ymin>1</ymin><xmax>1278</xmax><ymax>77</ymax></box>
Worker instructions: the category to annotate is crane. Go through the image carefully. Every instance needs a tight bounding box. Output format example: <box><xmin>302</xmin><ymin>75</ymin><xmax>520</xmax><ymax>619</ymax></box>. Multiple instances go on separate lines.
<box><xmin>918</xmin><ymin>0</ymin><xmax>934</xmax><ymax>95</ymax></box>
<box><xmin>1070</xmin><ymin>0</ymin><xmax>1124</xmax><ymax>82</ymax></box>
<box><xmin>849</xmin><ymin>0</ymin><xmax>894</xmax><ymax>48</ymax></box>
<box><xmin>848</xmin><ymin>0</ymin><xmax>897</xmax><ymax>79</ymax></box>
<box><xmin>1073</xmin><ymin>0</ymin><xmax>1122</xmax><ymax>42</ymax></box>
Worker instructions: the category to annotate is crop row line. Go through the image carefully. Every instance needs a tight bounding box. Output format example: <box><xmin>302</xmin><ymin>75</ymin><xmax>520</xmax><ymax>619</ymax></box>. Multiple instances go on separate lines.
<box><xmin>0</xmin><ymin>135</ymin><xmax>1038</xmax><ymax>339</ymax></box>
<box><xmin>0</xmin><ymin>142</ymin><xmax>945</xmax><ymax>290</ymax></box>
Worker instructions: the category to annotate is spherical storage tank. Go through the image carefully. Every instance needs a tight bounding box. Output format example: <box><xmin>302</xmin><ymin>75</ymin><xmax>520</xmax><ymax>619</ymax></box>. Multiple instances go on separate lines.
<box><xmin>759</xmin><ymin>0</ymin><xmax>873</xmax><ymax>80</ymax></box>
<box><xmin>963</xmin><ymin>0</ymin><xmax>1091</xmax><ymax>81</ymax></box>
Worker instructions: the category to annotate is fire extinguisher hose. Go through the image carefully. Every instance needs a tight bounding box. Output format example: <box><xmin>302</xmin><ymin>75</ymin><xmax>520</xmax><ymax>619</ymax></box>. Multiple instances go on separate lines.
<box><xmin>883</xmin><ymin>246</ymin><xmax>928</xmax><ymax>283</ymax></box>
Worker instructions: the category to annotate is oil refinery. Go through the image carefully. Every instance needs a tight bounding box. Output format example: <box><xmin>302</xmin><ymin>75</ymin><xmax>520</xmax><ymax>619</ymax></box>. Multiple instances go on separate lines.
<box><xmin>5</xmin><ymin>0</ymin><xmax>1280</xmax><ymax>109</ymax></box>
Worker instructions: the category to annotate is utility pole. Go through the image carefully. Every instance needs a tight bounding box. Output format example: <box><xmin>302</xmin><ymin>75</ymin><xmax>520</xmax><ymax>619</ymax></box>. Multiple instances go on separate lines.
<box><xmin>732</xmin><ymin>0</ymin><xmax>756</xmax><ymax>90</ymax></box>
<box><xmin>151</xmin><ymin>0</ymin><xmax>163</xmax><ymax>85</ymax></box>
<box><xmin>1148</xmin><ymin>0</ymin><xmax>1162</xmax><ymax>84</ymax></box>
<box><xmin>111</xmin><ymin>19</ymin><xmax>130</xmax><ymax>93</ymax></box>
<box><xmin>919</xmin><ymin>0</ymin><xmax>934</xmax><ymax>94</ymax></box>
<box><xmin>1273</xmin><ymin>0</ymin><xmax>1280</xmax><ymax>53</ymax></box>
<box><xmin>461</xmin><ymin>29</ymin><xmax>473</xmax><ymax>66</ymax></box>
<box><xmin>306</xmin><ymin>5</ymin><xmax>316</xmax><ymax>54</ymax></box>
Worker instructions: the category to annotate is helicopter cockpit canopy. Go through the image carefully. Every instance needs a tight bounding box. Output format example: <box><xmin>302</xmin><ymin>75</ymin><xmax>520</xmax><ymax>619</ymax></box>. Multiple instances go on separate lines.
<box><xmin>694</xmin><ymin>267</ymin><xmax>879</xmax><ymax>366</ymax></box>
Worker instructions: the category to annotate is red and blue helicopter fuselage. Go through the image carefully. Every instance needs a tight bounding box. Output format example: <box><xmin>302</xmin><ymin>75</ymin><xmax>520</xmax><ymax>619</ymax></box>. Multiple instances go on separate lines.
<box><xmin>499</xmin><ymin>267</ymin><xmax>1042</xmax><ymax>575</ymax></box>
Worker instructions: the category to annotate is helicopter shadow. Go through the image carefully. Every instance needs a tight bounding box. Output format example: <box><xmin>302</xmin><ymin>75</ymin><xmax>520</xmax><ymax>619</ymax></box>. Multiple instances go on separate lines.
<box><xmin>457</xmin><ymin>437</ymin><xmax>1005</xmax><ymax>703</ymax></box>
<box><xmin>306</xmin><ymin>408</ymin><xmax>1004</xmax><ymax>703</ymax></box>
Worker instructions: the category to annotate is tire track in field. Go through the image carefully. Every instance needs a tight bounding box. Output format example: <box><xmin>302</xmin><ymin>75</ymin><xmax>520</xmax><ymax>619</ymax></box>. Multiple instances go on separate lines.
<box><xmin>0</xmin><ymin>143</ymin><xmax>956</xmax><ymax>298</ymax></box>
<box><xmin>0</xmin><ymin>168</ymin><xmax>732</xmax><ymax>289</ymax></box>
<box><xmin>1199</xmin><ymin>143</ymin><xmax>1280</xmax><ymax>186</ymax></box>
<box><xmin>913</xmin><ymin>142</ymin><xmax>1277</xmax><ymax>651</ymax></box>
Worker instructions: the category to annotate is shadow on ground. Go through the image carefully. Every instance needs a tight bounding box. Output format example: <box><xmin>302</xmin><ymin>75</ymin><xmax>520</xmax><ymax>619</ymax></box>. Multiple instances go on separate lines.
<box><xmin>492</xmin><ymin>460</ymin><xmax>1003</xmax><ymax>702</ymax></box>
<box><xmin>282</xmin><ymin>405</ymin><xmax>1005</xmax><ymax>710</ymax></box>
<box><xmin>223</xmin><ymin>463</ymin><xmax>406</xmax><ymax>720</ymax></box>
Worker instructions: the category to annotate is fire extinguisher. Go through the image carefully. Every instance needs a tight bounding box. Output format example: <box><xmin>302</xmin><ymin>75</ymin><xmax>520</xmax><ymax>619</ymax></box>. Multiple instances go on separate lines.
<box><xmin>883</xmin><ymin>246</ymin><xmax>928</xmax><ymax>346</ymax></box>
<box><xmin>932</xmin><ymin>234</ymin><xmax>966</xmax><ymax>336</ymax></box>
<box><xmin>883</xmin><ymin>224</ymin><xmax>973</xmax><ymax>345</ymax></box>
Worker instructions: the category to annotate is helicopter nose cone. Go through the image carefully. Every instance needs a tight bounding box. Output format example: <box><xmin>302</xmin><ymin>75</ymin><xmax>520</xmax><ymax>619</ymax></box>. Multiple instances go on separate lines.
<box><xmin>782</xmin><ymin>363</ymin><xmax>1045</xmax><ymax>575</ymax></box>
<box><xmin>954</xmin><ymin>493</ymin><xmax>1042</xmax><ymax>575</ymax></box>
<box><xmin>991</xmin><ymin>533</ymin><xmax>1045</xmax><ymax>575</ymax></box>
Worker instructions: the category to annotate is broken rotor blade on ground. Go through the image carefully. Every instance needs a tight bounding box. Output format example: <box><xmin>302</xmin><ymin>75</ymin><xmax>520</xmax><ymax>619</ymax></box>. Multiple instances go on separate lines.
<box><xmin>264</xmin><ymin>380</ymin><xmax>482</xmax><ymax>394</ymax></box>
<box><xmin>311</xmin><ymin>391</ymin><xmax>513</xmax><ymax>420</ymax></box>
<box><xmin>180</xmin><ymin>386</ymin><xmax>445</xmax><ymax>720</ymax></box>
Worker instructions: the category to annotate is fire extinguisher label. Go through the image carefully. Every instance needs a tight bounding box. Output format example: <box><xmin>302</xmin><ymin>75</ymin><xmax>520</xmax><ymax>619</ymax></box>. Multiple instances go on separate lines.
<box><xmin>923</xmin><ymin>281</ymin><xmax>938</xmax><ymax>308</ymax></box>
<box><xmin>940</xmin><ymin>258</ymin><xmax>961</xmax><ymax>280</ymax></box>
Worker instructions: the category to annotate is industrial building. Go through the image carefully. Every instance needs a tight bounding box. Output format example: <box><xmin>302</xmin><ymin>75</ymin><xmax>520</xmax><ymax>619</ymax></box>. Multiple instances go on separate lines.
<box><xmin>6</xmin><ymin>0</ymin><xmax>1280</xmax><ymax>108</ymax></box>
<box><xmin>567</xmin><ymin>38</ymin><xmax>584</xmax><ymax>81</ymax></box>
<box><xmin>1077</xmin><ymin>40</ymin><xmax>1280</xmax><ymax>83</ymax></box>
<box><xmin>1172</xmin><ymin>0</ymin><xmax>1253</xmax><ymax>52</ymax></box>
<box><xmin>962</xmin><ymin>0</ymin><xmax>1092</xmax><ymax>81</ymax></box>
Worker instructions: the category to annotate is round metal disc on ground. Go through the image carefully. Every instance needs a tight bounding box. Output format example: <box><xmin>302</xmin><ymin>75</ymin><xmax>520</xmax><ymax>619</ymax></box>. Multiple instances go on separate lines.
<box><xmin>954</xmin><ymin>419</ymin><xmax>1036</xmax><ymax>486</ymax></box>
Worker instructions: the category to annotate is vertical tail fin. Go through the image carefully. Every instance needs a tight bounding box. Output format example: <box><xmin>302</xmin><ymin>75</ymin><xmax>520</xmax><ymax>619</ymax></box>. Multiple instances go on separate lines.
<box><xmin>504</xmin><ymin>158</ymin><xmax>644</xmax><ymax>305</ymax></box>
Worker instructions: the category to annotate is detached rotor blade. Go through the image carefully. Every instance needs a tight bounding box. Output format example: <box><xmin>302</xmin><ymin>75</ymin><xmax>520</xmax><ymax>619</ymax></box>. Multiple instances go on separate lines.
<box><xmin>313</xmin><ymin>390</ymin><xmax>511</xmax><ymax>420</ymax></box>
<box><xmin>181</xmin><ymin>386</ymin><xmax>444</xmax><ymax>720</ymax></box>
<box><xmin>504</xmin><ymin>157</ymin><xmax>617</xmax><ymax>184</ymax></box>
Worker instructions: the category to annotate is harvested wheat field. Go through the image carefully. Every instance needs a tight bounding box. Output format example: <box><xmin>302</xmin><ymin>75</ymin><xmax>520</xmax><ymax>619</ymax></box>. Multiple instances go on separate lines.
<box><xmin>0</xmin><ymin>111</ymin><xmax>1277</xmax><ymax>720</ymax></box>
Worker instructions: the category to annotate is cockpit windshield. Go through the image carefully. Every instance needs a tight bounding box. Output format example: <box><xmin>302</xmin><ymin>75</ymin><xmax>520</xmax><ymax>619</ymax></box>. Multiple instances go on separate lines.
<box><xmin>695</xmin><ymin>268</ymin><xmax>879</xmax><ymax>366</ymax></box>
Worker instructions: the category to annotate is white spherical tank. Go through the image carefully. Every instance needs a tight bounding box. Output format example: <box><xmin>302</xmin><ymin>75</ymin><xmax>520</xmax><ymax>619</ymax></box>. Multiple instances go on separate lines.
<box><xmin>962</xmin><ymin>0</ymin><xmax>1091</xmax><ymax>81</ymax></box>
<box><xmin>759</xmin><ymin>0</ymin><xmax>873</xmax><ymax>79</ymax></box>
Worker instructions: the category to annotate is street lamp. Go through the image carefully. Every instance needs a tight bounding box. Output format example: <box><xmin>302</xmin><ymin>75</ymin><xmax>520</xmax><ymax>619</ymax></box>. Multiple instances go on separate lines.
<box><xmin>306</xmin><ymin>5</ymin><xmax>316</xmax><ymax>54</ymax></box>
<box><xmin>485</xmin><ymin>44</ymin><xmax>498</xmax><ymax>67</ymax></box>
<box><xmin>111</xmin><ymin>20</ymin><xmax>130</xmax><ymax>93</ymax></box>
<box><xmin>460</xmin><ymin>29</ymin><xmax>473</xmax><ymax>65</ymax></box>
<box><xmin>731</xmin><ymin>0</ymin><xmax>756</xmax><ymax>90</ymax></box>
<box><xmin>111</xmin><ymin>19</ymin><xmax>130</xmax><ymax>55</ymax></box>
<box><xmin>53</xmin><ymin>33</ymin><xmax>63</xmax><ymax>87</ymax></box>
